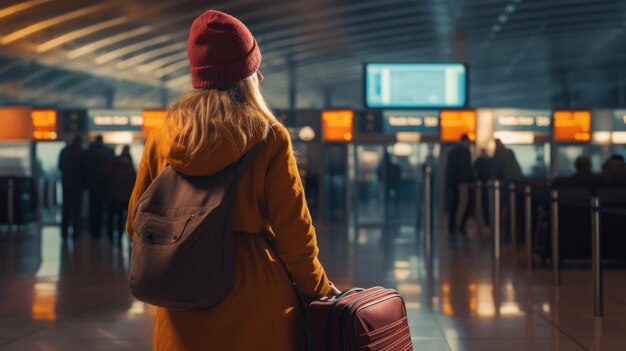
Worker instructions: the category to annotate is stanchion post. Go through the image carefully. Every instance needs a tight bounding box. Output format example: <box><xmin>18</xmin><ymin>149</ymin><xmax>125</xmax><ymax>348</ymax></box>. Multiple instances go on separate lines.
<box><xmin>424</xmin><ymin>166</ymin><xmax>432</xmax><ymax>258</ymax></box>
<box><xmin>476</xmin><ymin>180</ymin><xmax>483</xmax><ymax>234</ymax></box>
<box><xmin>493</xmin><ymin>180</ymin><xmax>501</xmax><ymax>261</ymax></box>
<box><xmin>524</xmin><ymin>186</ymin><xmax>533</xmax><ymax>270</ymax></box>
<box><xmin>7</xmin><ymin>179</ymin><xmax>14</xmax><ymax>234</ymax></box>
<box><xmin>37</xmin><ymin>178</ymin><xmax>44</xmax><ymax>227</ymax></box>
<box><xmin>591</xmin><ymin>197</ymin><xmax>603</xmax><ymax>317</ymax></box>
<box><xmin>509</xmin><ymin>183</ymin><xmax>517</xmax><ymax>254</ymax></box>
<box><xmin>551</xmin><ymin>189</ymin><xmax>560</xmax><ymax>286</ymax></box>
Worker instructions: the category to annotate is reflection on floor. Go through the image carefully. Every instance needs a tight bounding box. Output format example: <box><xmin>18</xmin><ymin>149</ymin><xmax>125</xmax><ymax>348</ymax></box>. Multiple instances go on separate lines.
<box><xmin>1</xmin><ymin>223</ymin><xmax>626</xmax><ymax>350</ymax></box>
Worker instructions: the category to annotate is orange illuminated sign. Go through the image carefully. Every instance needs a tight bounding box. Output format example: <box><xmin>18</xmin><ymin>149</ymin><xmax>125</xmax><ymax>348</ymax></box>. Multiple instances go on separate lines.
<box><xmin>31</xmin><ymin>109</ymin><xmax>58</xmax><ymax>140</ymax></box>
<box><xmin>142</xmin><ymin>109</ymin><xmax>167</xmax><ymax>139</ymax></box>
<box><xmin>440</xmin><ymin>110</ymin><xmax>476</xmax><ymax>142</ymax></box>
<box><xmin>553</xmin><ymin>110</ymin><xmax>591</xmax><ymax>142</ymax></box>
<box><xmin>0</xmin><ymin>107</ymin><xmax>32</xmax><ymax>141</ymax></box>
<box><xmin>322</xmin><ymin>110</ymin><xmax>353</xmax><ymax>142</ymax></box>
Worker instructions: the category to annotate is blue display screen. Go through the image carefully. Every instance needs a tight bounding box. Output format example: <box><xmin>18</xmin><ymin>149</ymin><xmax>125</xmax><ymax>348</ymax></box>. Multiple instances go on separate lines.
<box><xmin>365</xmin><ymin>63</ymin><xmax>467</xmax><ymax>108</ymax></box>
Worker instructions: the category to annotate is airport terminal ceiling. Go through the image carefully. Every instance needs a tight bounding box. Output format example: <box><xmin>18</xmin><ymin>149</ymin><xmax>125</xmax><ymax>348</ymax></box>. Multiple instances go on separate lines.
<box><xmin>0</xmin><ymin>0</ymin><xmax>626</xmax><ymax>109</ymax></box>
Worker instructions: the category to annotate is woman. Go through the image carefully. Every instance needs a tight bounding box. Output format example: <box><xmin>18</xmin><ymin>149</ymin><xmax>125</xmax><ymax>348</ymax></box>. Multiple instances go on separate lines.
<box><xmin>126</xmin><ymin>10</ymin><xmax>339</xmax><ymax>350</ymax></box>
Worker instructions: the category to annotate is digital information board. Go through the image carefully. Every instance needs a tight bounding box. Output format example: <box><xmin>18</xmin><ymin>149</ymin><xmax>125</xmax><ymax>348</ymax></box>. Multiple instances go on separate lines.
<box><xmin>440</xmin><ymin>110</ymin><xmax>476</xmax><ymax>142</ymax></box>
<box><xmin>88</xmin><ymin>109</ymin><xmax>143</xmax><ymax>132</ymax></box>
<box><xmin>493</xmin><ymin>109</ymin><xmax>551</xmax><ymax>132</ymax></box>
<box><xmin>0</xmin><ymin>107</ymin><xmax>32</xmax><ymax>141</ymax></box>
<box><xmin>382</xmin><ymin>110</ymin><xmax>439</xmax><ymax>134</ymax></box>
<box><xmin>553</xmin><ymin>110</ymin><xmax>591</xmax><ymax>142</ymax></box>
<box><xmin>365</xmin><ymin>63</ymin><xmax>467</xmax><ymax>108</ymax></box>
<box><xmin>31</xmin><ymin>109</ymin><xmax>58</xmax><ymax>140</ymax></box>
<box><xmin>322</xmin><ymin>110</ymin><xmax>354</xmax><ymax>142</ymax></box>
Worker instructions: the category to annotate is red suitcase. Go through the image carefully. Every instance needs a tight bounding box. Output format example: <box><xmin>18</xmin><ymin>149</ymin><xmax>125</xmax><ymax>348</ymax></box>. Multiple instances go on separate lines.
<box><xmin>306</xmin><ymin>287</ymin><xmax>412</xmax><ymax>351</ymax></box>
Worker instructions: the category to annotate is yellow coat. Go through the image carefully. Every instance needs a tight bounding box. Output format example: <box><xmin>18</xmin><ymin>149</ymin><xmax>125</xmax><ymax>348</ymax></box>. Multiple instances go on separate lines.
<box><xmin>127</xmin><ymin>123</ymin><xmax>331</xmax><ymax>350</ymax></box>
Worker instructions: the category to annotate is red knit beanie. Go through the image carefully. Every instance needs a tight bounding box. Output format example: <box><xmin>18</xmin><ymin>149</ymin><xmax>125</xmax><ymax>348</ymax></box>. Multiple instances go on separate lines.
<box><xmin>187</xmin><ymin>10</ymin><xmax>261</xmax><ymax>88</ymax></box>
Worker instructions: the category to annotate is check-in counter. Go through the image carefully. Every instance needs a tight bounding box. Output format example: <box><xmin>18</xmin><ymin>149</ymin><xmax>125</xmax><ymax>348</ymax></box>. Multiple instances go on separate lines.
<box><xmin>590</xmin><ymin>109</ymin><xmax>626</xmax><ymax>173</ymax></box>
<box><xmin>320</xmin><ymin>110</ymin><xmax>354</xmax><ymax>222</ymax></box>
<box><xmin>87</xmin><ymin>109</ymin><xmax>145</xmax><ymax>168</ymax></box>
<box><xmin>0</xmin><ymin>107</ymin><xmax>38</xmax><ymax>227</ymax></box>
<box><xmin>476</xmin><ymin>108</ymin><xmax>552</xmax><ymax>179</ymax></box>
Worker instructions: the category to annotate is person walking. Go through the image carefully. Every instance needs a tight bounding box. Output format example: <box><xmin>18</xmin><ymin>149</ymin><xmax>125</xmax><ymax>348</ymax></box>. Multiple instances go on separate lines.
<box><xmin>446</xmin><ymin>134</ymin><xmax>473</xmax><ymax>236</ymax></box>
<box><xmin>473</xmin><ymin>148</ymin><xmax>493</xmax><ymax>226</ymax></box>
<box><xmin>126</xmin><ymin>10</ymin><xmax>339</xmax><ymax>350</ymax></box>
<box><xmin>102</xmin><ymin>146</ymin><xmax>136</xmax><ymax>246</ymax></box>
<box><xmin>58</xmin><ymin>135</ymin><xmax>84</xmax><ymax>240</ymax></box>
<box><xmin>83</xmin><ymin>135</ymin><xmax>114</xmax><ymax>239</ymax></box>
<box><xmin>493</xmin><ymin>139</ymin><xmax>523</xmax><ymax>181</ymax></box>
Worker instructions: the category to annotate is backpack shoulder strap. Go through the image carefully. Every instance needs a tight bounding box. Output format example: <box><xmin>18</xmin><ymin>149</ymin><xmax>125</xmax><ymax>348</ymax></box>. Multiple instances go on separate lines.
<box><xmin>233</xmin><ymin>135</ymin><xmax>268</xmax><ymax>179</ymax></box>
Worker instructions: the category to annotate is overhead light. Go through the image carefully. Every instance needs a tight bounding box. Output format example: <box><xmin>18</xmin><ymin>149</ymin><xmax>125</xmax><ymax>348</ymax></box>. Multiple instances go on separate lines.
<box><xmin>298</xmin><ymin>126</ymin><xmax>315</xmax><ymax>141</ymax></box>
<box><xmin>1</xmin><ymin>3</ymin><xmax>110</xmax><ymax>45</ymax></box>
<box><xmin>155</xmin><ymin>60</ymin><xmax>189</xmax><ymax>77</ymax></box>
<box><xmin>165</xmin><ymin>75</ymin><xmax>191</xmax><ymax>89</ymax></box>
<box><xmin>37</xmin><ymin>16</ymin><xmax>128</xmax><ymax>53</ymax></box>
<box><xmin>505</xmin><ymin>4</ymin><xmax>516</xmax><ymax>13</ymax></box>
<box><xmin>137</xmin><ymin>52</ymin><xmax>187</xmax><ymax>73</ymax></box>
<box><xmin>493</xmin><ymin>131</ymin><xmax>534</xmax><ymax>144</ymax></box>
<box><xmin>392</xmin><ymin>143</ymin><xmax>413</xmax><ymax>157</ymax></box>
<box><xmin>592</xmin><ymin>131</ymin><xmax>611</xmax><ymax>144</ymax></box>
<box><xmin>101</xmin><ymin>132</ymin><xmax>134</xmax><ymax>144</ymax></box>
<box><xmin>67</xmin><ymin>26</ymin><xmax>153</xmax><ymax>59</ymax></box>
<box><xmin>396</xmin><ymin>132</ymin><xmax>421</xmax><ymax>142</ymax></box>
<box><xmin>0</xmin><ymin>0</ymin><xmax>52</xmax><ymax>20</ymax></box>
<box><xmin>94</xmin><ymin>34</ymin><xmax>172</xmax><ymax>65</ymax></box>
<box><xmin>612</xmin><ymin>132</ymin><xmax>626</xmax><ymax>144</ymax></box>
<box><xmin>117</xmin><ymin>42</ymin><xmax>186</xmax><ymax>70</ymax></box>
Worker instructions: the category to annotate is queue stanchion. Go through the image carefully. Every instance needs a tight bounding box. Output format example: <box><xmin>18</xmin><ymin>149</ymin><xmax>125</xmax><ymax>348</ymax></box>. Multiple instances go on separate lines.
<box><xmin>37</xmin><ymin>178</ymin><xmax>44</xmax><ymax>228</ymax></box>
<box><xmin>509</xmin><ymin>183</ymin><xmax>517</xmax><ymax>255</ymax></box>
<box><xmin>424</xmin><ymin>166</ymin><xmax>433</xmax><ymax>259</ymax></box>
<box><xmin>591</xmin><ymin>197</ymin><xmax>603</xmax><ymax>317</ymax></box>
<box><xmin>7</xmin><ymin>179</ymin><xmax>14</xmax><ymax>235</ymax></box>
<box><xmin>551</xmin><ymin>189</ymin><xmax>560</xmax><ymax>286</ymax></box>
<box><xmin>476</xmin><ymin>181</ymin><xmax>483</xmax><ymax>234</ymax></box>
<box><xmin>524</xmin><ymin>186</ymin><xmax>533</xmax><ymax>270</ymax></box>
<box><xmin>493</xmin><ymin>180</ymin><xmax>501</xmax><ymax>261</ymax></box>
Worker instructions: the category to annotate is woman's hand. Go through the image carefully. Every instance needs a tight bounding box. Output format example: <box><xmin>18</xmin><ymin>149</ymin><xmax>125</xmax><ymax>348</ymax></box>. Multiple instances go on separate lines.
<box><xmin>326</xmin><ymin>283</ymin><xmax>341</xmax><ymax>298</ymax></box>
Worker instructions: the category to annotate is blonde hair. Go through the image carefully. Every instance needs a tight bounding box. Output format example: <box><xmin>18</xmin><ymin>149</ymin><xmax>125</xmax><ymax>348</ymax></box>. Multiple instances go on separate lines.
<box><xmin>165</xmin><ymin>74</ymin><xmax>278</xmax><ymax>156</ymax></box>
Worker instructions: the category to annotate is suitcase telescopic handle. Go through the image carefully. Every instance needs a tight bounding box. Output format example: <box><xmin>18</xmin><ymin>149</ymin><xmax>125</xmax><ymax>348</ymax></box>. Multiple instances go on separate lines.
<box><xmin>324</xmin><ymin>287</ymin><xmax>365</xmax><ymax>301</ymax></box>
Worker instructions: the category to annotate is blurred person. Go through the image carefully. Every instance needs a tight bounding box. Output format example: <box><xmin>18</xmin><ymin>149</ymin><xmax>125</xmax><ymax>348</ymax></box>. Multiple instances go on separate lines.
<box><xmin>600</xmin><ymin>154</ymin><xmax>626</xmax><ymax>187</ymax></box>
<box><xmin>531</xmin><ymin>153</ymin><xmax>549</xmax><ymax>179</ymax></box>
<box><xmin>126</xmin><ymin>10</ymin><xmax>339</xmax><ymax>350</ymax></box>
<box><xmin>446</xmin><ymin>134</ymin><xmax>473</xmax><ymax>236</ymax></box>
<box><xmin>83</xmin><ymin>135</ymin><xmax>114</xmax><ymax>238</ymax></box>
<box><xmin>492</xmin><ymin>139</ymin><xmax>522</xmax><ymax>242</ymax></box>
<box><xmin>102</xmin><ymin>146</ymin><xmax>136</xmax><ymax>246</ymax></box>
<box><xmin>58</xmin><ymin>135</ymin><xmax>84</xmax><ymax>240</ymax></box>
<box><xmin>473</xmin><ymin>148</ymin><xmax>493</xmax><ymax>225</ymax></box>
<box><xmin>493</xmin><ymin>139</ymin><xmax>523</xmax><ymax>181</ymax></box>
<box><xmin>552</xmin><ymin>156</ymin><xmax>599</xmax><ymax>188</ymax></box>
<box><xmin>379</xmin><ymin>151</ymin><xmax>401</xmax><ymax>206</ymax></box>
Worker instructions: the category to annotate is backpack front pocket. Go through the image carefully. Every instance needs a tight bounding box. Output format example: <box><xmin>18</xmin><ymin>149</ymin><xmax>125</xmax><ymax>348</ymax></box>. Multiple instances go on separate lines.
<box><xmin>141</xmin><ymin>213</ymin><xmax>196</xmax><ymax>245</ymax></box>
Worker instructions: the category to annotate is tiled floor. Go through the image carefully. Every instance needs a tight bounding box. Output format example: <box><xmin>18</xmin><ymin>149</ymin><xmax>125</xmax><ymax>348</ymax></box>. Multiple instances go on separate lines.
<box><xmin>1</xmin><ymin>222</ymin><xmax>626</xmax><ymax>350</ymax></box>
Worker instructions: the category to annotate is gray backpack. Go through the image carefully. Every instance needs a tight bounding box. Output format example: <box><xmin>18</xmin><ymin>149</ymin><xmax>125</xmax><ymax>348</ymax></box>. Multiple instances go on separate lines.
<box><xmin>129</xmin><ymin>139</ymin><xmax>266</xmax><ymax>310</ymax></box>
